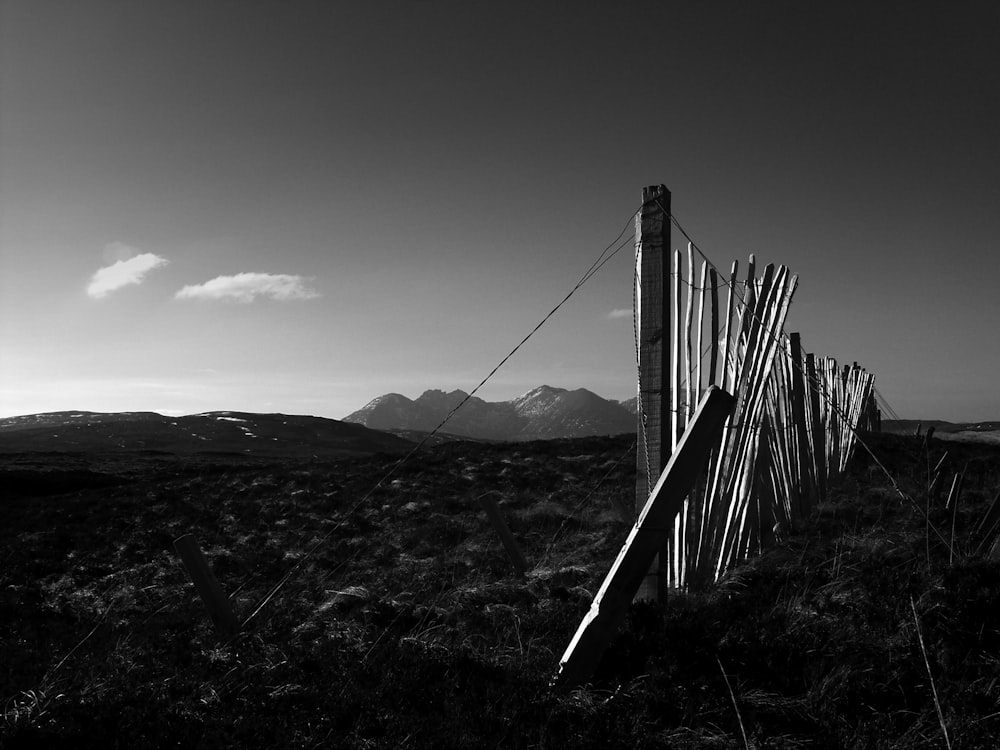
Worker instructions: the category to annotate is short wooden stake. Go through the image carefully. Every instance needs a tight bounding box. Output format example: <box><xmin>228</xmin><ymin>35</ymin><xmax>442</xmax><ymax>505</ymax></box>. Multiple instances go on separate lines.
<box><xmin>174</xmin><ymin>534</ymin><xmax>240</xmax><ymax>639</ymax></box>
<box><xmin>476</xmin><ymin>492</ymin><xmax>528</xmax><ymax>577</ymax></box>
<box><xmin>553</xmin><ymin>387</ymin><xmax>735</xmax><ymax>687</ymax></box>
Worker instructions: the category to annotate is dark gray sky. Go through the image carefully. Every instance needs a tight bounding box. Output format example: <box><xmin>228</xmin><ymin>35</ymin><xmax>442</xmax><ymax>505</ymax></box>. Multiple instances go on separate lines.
<box><xmin>2</xmin><ymin>1</ymin><xmax>998</xmax><ymax>420</ymax></box>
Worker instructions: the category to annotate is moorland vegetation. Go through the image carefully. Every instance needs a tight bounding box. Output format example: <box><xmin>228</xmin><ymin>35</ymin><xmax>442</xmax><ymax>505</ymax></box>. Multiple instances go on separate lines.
<box><xmin>3</xmin><ymin>432</ymin><xmax>1000</xmax><ymax>748</ymax></box>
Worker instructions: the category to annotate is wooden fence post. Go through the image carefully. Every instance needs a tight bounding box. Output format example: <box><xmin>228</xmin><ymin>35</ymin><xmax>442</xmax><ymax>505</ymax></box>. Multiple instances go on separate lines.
<box><xmin>476</xmin><ymin>491</ymin><xmax>528</xmax><ymax>577</ymax></box>
<box><xmin>553</xmin><ymin>387</ymin><xmax>735</xmax><ymax>687</ymax></box>
<box><xmin>635</xmin><ymin>184</ymin><xmax>671</xmax><ymax>602</ymax></box>
<box><xmin>174</xmin><ymin>534</ymin><xmax>240</xmax><ymax>639</ymax></box>
<box><xmin>974</xmin><ymin>489</ymin><xmax>1000</xmax><ymax>557</ymax></box>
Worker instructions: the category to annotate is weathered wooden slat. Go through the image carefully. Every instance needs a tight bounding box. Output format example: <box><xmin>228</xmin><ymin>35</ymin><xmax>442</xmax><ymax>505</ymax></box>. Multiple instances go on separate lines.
<box><xmin>672</xmin><ymin>248</ymin><xmax>683</xmax><ymax>449</ymax></box>
<box><xmin>806</xmin><ymin>352</ymin><xmax>826</xmax><ymax>500</ymax></box>
<box><xmin>685</xmin><ymin>244</ymin><xmax>696</xmax><ymax>423</ymax></box>
<box><xmin>668</xmin><ymin>247</ymin><xmax>685</xmax><ymax>585</ymax></box>
<box><xmin>553</xmin><ymin>387</ymin><xmax>735</xmax><ymax>687</ymax></box>
<box><xmin>695</xmin><ymin>259</ymin><xmax>707</xmax><ymax>419</ymax></box>
<box><xmin>743</xmin><ymin>254</ymin><xmax>757</xmax><ymax>338</ymax></box>
<box><xmin>722</xmin><ymin>262</ymin><xmax>738</xmax><ymax>393</ymax></box>
<box><xmin>709</xmin><ymin>267</ymin><xmax>719</xmax><ymax>386</ymax></box>
<box><xmin>688</xmin><ymin>260</ymin><xmax>710</xmax><ymax>581</ymax></box>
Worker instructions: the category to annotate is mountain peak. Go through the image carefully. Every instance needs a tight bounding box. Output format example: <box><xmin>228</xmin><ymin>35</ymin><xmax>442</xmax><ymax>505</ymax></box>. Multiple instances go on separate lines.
<box><xmin>517</xmin><ymin>384</ymin><xmax>566</xmax><ymax>399</ymax></box>
<box><xmin>417</xmin><ymin>388</ymin><xmax>470</xmax><ymax>400</ymax></box>
<box><xmin>345</xmin><ymin>385</ymin><xmax>633</xmax><ymax>441</ymax></box>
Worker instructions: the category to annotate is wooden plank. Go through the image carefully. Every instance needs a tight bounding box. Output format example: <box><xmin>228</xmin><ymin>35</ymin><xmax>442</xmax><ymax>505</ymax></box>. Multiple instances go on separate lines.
<box><xmin>174</xmin><ymin>534</ymin><xmax>240</xmax><ymax>639</ymax></box>
<box><xmin>695</xmin><ymin>261</ymin><xmax>706</xmax><ymax>403</ymax></box>
<box><xmin>764</xmin><ymin>370</ymin><xmax>794</xmax><ymax>527</ymax></box>
<box><xmin>788</xmin><ymin>333</ymin><xmax>811</xmax><ymax>511</ymax></box>
<box><xmin>553</xmin><ymin>386</ymin><xmax>735</xmax><ymax>687</ymax></box>
<box><xmin>635</xmin><ymin>184</ymin><xmax>670</xmax><ymax>602</ymax></box>
<box><xmin>743</xmin><ymin>254</ymin><xmax>757</xmax><ymax>338</ymax></box>
<box><xmin>672</xmin><ymin>248</ymin><xmax>683</xmax><ymax>448</ymax></box>
<box><xmin>685</xmin><ymin>244</ymin><xmax>696</xmax><ymax>423</ymax></box>
<box><xmin>689</xmin><ymin>260</ymin><xmax>708</xmax><ymax>581</ymax></box>
<box><xmin>806</xmin><ymin>352</ymin><xmax>826</xmax><ymax>500</ymax></box>
<box><xmin>777</xmin><ymin>342</ymin><xmax>801</xmax><ymax>521</ymax></box>
<box><xmin>708</xmin><ymin>267</ymin><xmax>719</xmax><ymax>386</ymax></box>
<box><xmin>668</xmin><ymin>247</ymin><xmax>684</xmax><ymax>586</ymax></box>
<box><xmin>477</xmin><ymin>492</ymin><xmax>528</xmax><ymax>577</ymax></box>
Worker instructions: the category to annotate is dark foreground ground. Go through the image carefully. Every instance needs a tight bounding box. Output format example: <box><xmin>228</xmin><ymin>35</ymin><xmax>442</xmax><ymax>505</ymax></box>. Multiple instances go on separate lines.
<box><xmin>3</xmin><ymin>433</ymin><xmax>1000</xmax><ymax>748</ymax></box>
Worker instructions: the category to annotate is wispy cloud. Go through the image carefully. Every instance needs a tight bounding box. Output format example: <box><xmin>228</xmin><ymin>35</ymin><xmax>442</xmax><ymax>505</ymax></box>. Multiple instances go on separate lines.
<box><xmin>87</xmin><ymin>250</ymin><xmax>169</xmax><ymax>298</ymax></box>
<box><xmin>606</xmin><ymin>308</ymin><xmax>632</xmax><ymax>320</ymax></box>
<box><xmin>175</xmin><ymin>273</ymin><xmax>319</xmax><ymax>303</ymax></box>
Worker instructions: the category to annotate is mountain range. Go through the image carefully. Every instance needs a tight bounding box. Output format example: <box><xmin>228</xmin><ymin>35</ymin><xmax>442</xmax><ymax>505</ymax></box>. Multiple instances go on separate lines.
<box><xmin>5</xmin><ymin>400</ymin><xmax>996</xmax><ymax>459</ymax></box>
<box><xmin>0</xmin><ymin>386</ymin><xmax>638</xmax><ymax>457</ymax></box>
<box><xmin>343</xmin><ymin>385</ymin><xmax>636</xmax><ymax>442</ymax></box>
<box><xmin>0</xmin><ymin>411</ymin><xmax>413</xmax><ymax>457</ymax></box>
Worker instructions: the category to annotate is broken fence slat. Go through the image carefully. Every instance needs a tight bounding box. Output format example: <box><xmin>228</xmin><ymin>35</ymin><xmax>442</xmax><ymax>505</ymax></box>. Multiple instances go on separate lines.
<box><xmin>174</xmin><ymin>534</ymin><xmax>240</xmax><ymax>639</ymax></box>
<box><xmin>552</xmin><ymin>386</ymin><xmax>736</xmax><ymax>688</ymax></box>
<box><xmin>476</xmin><ymin>492</ymin><xmax>528</xmax><ymax>577</ymax></box>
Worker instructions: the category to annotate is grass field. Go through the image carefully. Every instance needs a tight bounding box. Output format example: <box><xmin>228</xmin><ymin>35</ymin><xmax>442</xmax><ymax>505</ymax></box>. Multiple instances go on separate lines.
<box><xmin>3</xmin><ymin>432</ymin><xmax>1000</xmax><ymax>748</ymax></box>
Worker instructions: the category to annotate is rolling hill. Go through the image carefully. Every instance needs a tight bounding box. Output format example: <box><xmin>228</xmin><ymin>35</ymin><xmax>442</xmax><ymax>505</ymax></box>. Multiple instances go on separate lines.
<box><xmin>0</xmin><ymin>411</ymin><xmax>414</xmax><ymax>458</ymax></box>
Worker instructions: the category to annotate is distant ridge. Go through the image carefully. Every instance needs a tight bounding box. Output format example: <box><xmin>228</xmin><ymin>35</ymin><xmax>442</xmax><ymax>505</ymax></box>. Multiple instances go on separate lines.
<box><xmin>881</xmin><ymin>419</ymin><xmax>1000</xmax><ymax>445</ymax></box>
<box><xmin>881</xmin><ymin>419</ymin><xmax>1000</xmax><ymax>434</ymax></box>
<box><xmin>344</xmin><ymin>386</ymin><xmax>636</xmax><ymax>442</ymax></box>
<box><xmin>0</xmin><ymin>411</ymin><xmax>414</xmax><ymax>457</ymax></box>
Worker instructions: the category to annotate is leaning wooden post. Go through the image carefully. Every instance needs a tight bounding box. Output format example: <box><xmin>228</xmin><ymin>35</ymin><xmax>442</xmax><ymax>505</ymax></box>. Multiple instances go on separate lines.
<box><xmin>476</xmin><ymin>491</ymin><xmax>528</xmax><ymax>577</ymax></box>
<box><xmin>174</xmin><ymin>534</ymin><xmax>240</xmax><ymax>639</ymax></box>
<box><xmin>635</xmin><ymin>184</ymin><xmax>671</xmax><ymax>602</ymax></box>
<box><xmin>554</xmin><ymin>387</ymin><xmax>735</xmax><ymax>687</ymax></box>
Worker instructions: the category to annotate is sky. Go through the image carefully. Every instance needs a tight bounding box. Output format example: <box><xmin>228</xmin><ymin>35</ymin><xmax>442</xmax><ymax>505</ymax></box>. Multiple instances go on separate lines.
<box><xmin>1</xmin><ymin>1</ymin><xmax>998</xmax><ymax>422</ymax></box>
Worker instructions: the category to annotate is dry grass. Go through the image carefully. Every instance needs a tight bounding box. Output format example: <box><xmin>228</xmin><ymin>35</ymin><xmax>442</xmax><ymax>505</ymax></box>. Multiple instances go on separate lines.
<box><xmin>2</xmin><ymin>433</ymin><xmax>1000</xmax><ymax>748</ymax></box>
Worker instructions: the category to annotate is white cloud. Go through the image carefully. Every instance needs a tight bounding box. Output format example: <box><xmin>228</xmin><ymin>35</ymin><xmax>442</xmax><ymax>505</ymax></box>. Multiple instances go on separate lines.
<box><xmin>175</xmin><ymin>272</ymin><xmax>319</xmax><ymax>303</ymax></box>
<box><xmin>606</xmin><ymin>308</ymin><xmax>632</xmax><ymax>320</ymax></box>
<box><xmin>87</xmin><ymin>251</ymin><xmax>169</xmax><ymax>298</ymax></box>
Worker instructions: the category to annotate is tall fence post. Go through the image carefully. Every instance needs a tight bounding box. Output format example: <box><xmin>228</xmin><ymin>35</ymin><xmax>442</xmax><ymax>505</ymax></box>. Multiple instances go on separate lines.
<box><xmin>554</xmin><ymin>387</ymin><xmax>735</xmax><ymax>687</ymax></box>
<box><xmin>635</xmin><ymin>184</ymin><xmax>670</xmax><ymax>602</ymax></box>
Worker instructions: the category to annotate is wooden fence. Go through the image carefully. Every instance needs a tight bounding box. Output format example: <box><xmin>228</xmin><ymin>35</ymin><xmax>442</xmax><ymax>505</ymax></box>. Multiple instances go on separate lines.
<box><xmin>635</xmin><ymin>187</ymin><xmax>879</xmax><ymax>592</ymax></box>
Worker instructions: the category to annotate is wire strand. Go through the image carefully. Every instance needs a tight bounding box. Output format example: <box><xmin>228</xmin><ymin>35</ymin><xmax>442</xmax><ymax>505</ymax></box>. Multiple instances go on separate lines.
<box><xmin>241</xmin><ymin>206</ymin><xmax>643</xmax><ymax>628</ymax></box>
